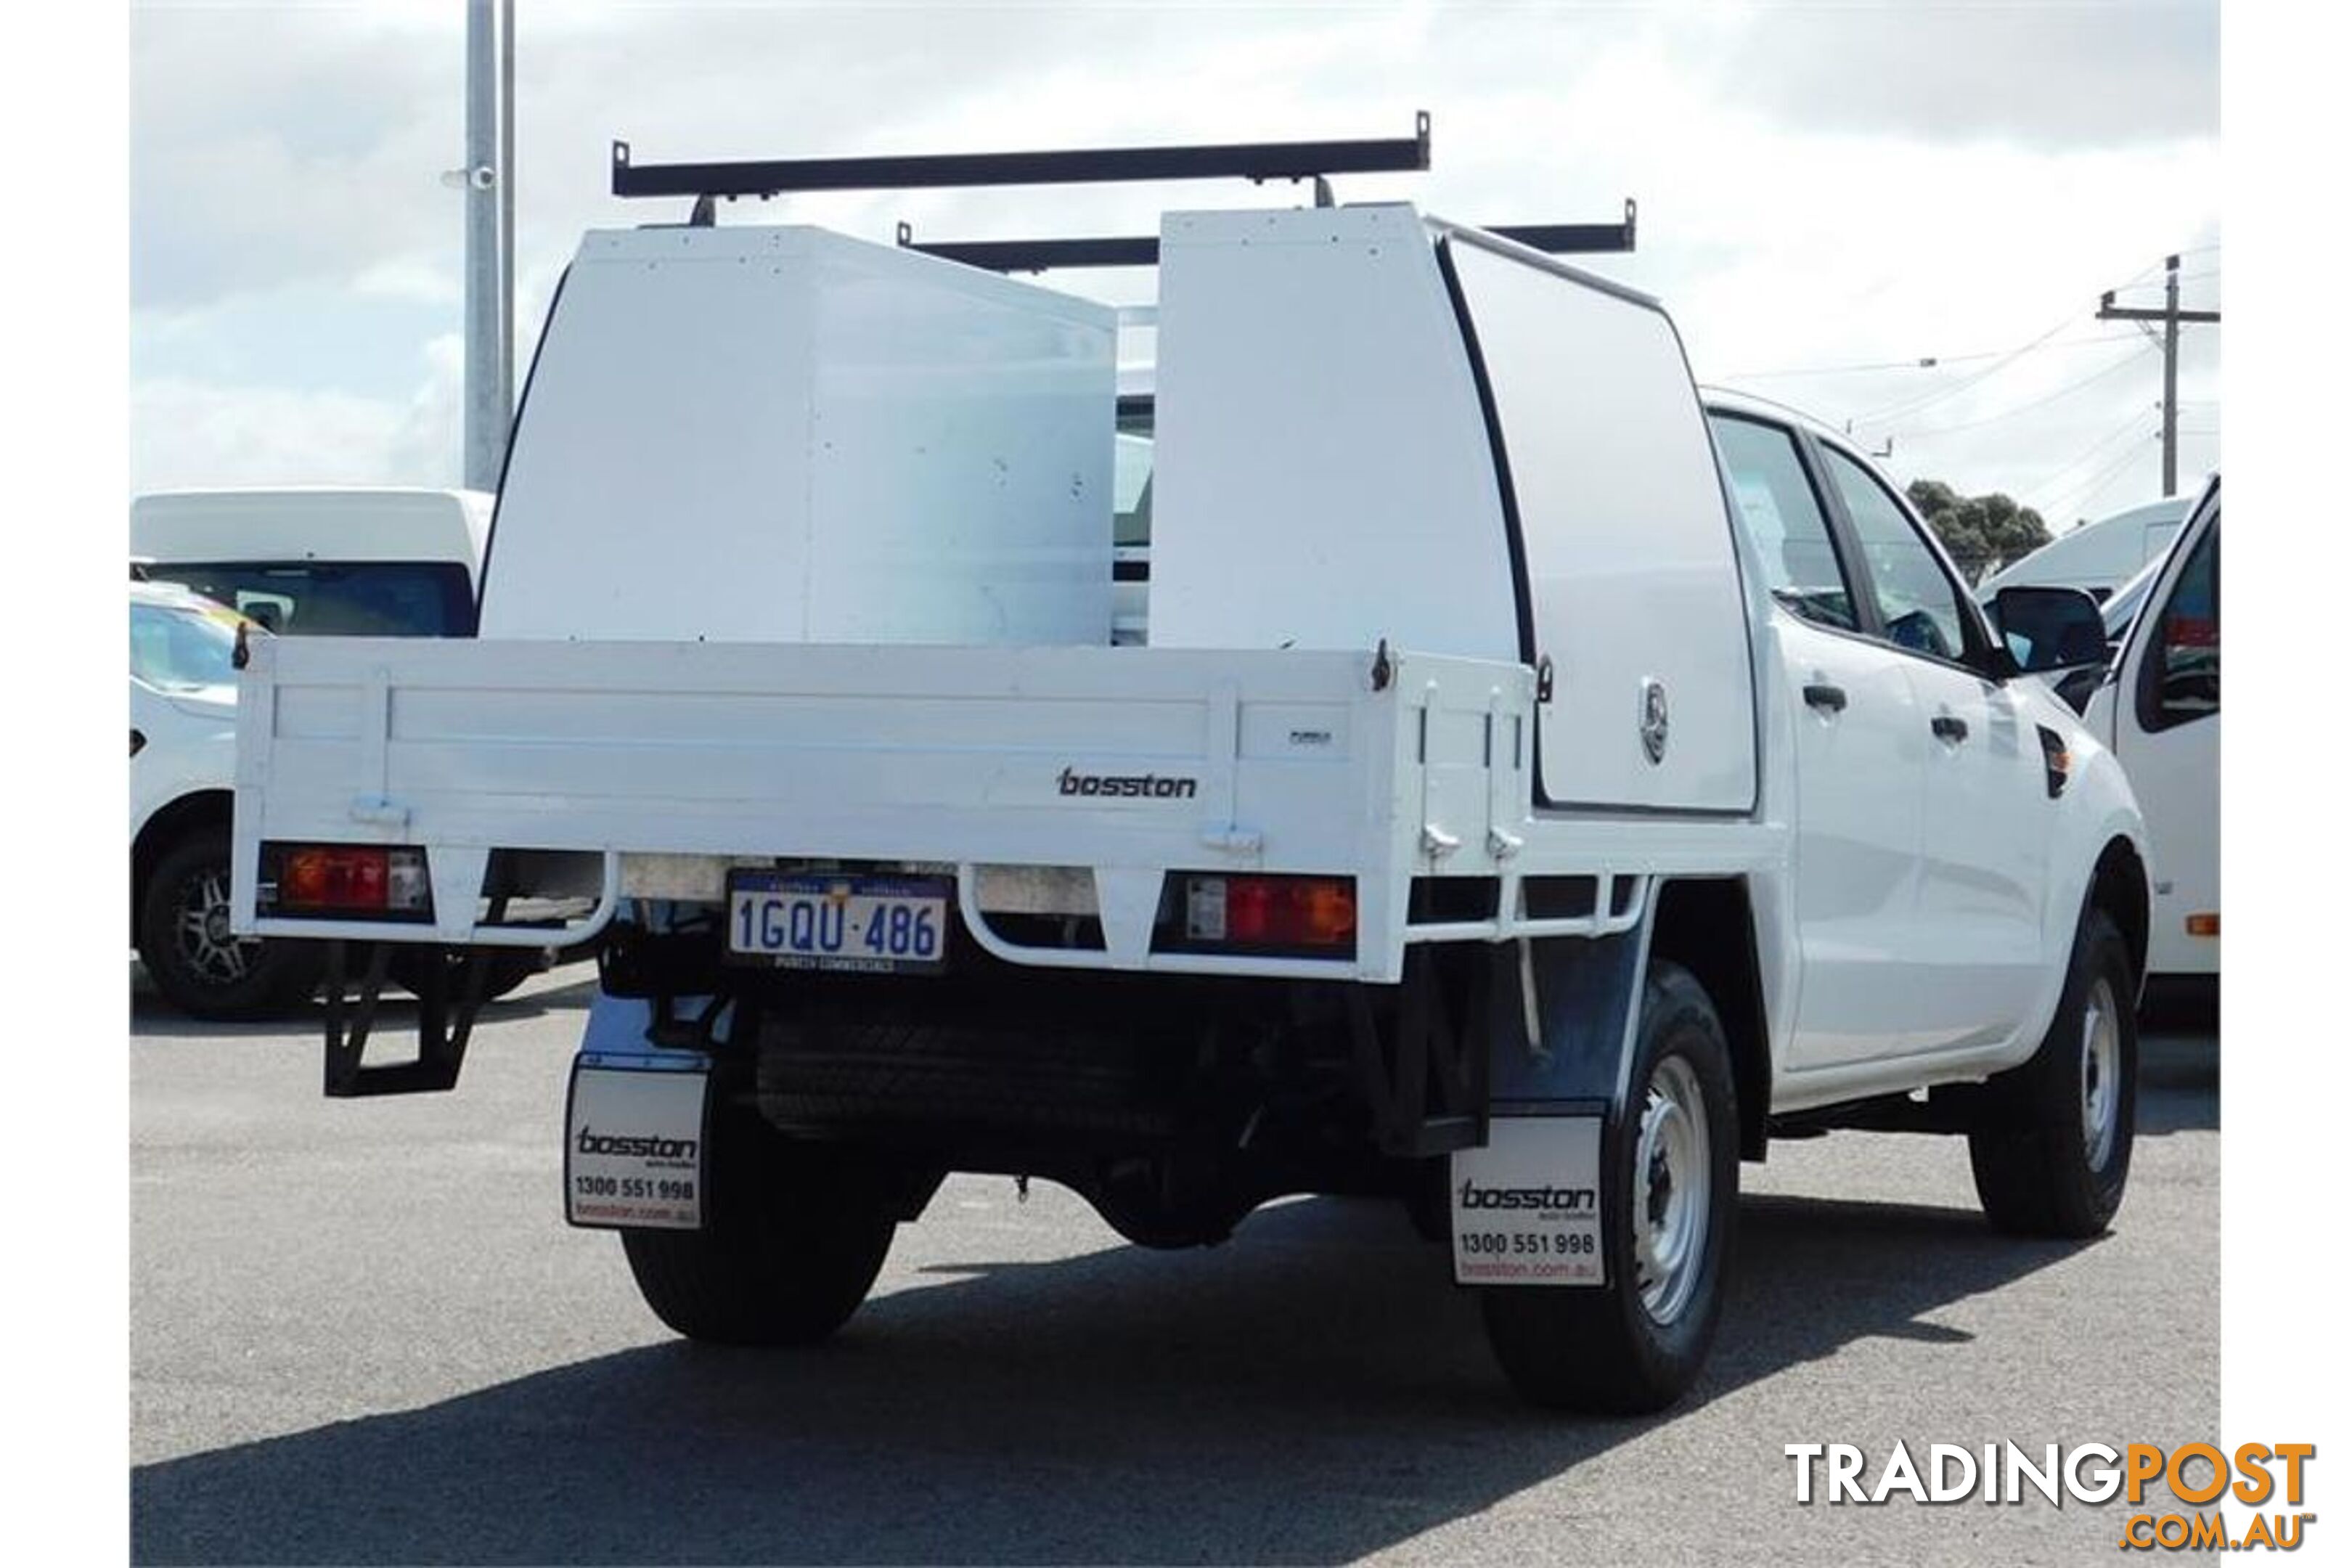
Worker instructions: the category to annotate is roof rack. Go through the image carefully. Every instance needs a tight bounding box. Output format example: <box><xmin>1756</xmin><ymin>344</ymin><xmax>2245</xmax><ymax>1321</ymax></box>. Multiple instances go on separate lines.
<box><xmin>892</xmin><ymin>204</ymin><xmax>1638</xmax><ymax>273</ymax></box>
<box><xmin>610</xmin><ymin>115</ymin><xmax>1636</xmax><ymax>264</ymax></box>
<box><xmin>613</xmin><ymin>113</ymin><xmax>1431</xmax><ymax>206</ymax></box>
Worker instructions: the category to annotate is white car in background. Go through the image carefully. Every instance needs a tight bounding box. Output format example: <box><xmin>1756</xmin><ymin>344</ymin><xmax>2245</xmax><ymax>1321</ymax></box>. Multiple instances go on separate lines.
<box><xmin>130</xmin><ymin>489</ymin><xmax>549</xmax><ymax>1017</ymax></box>
<box><xmin>131</xmin><ymin>581</ymin><xmax>321</xmax><ymax>1016</ymax></box>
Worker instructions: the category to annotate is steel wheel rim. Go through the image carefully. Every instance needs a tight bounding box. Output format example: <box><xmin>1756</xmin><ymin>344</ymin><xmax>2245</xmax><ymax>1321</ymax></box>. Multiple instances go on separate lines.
<box><xmin>1634</xmin><ymin>1054</ymin><xmax>1711</xmax><ymax>1325</ymax></box>
<box><xmin>173</xmin><ymin>867</ymin><xmax>258</xmax><ymax>987</ymax></box>
<box><xmin>2080</xmin><ymin>975</ymin><xmax>2121</xmax><ymax>1169</ymax></box>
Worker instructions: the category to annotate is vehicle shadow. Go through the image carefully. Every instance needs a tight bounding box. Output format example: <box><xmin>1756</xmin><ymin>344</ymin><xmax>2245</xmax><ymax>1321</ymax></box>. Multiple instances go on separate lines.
<box><xmin>128</xmin><ymin>963</ymin><xmax>599</xmax><ymax>1038</ymax></box>
<box><xmin>132</xmin><ymin>1191</ymin><xmax>2094</xmax><ymax>1566</ymax></box>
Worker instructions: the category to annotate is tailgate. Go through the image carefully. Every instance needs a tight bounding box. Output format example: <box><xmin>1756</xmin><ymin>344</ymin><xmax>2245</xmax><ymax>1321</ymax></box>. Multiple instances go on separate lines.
<box><xmin>231</xmin><ymin>636</ymin><xmax>1542</xmax><ymax>981</ymax></box>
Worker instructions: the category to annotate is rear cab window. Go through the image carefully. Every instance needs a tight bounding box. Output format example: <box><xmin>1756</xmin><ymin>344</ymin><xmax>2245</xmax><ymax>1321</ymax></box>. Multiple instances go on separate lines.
<box><xmin>1705</xmin><ymin>412</ymin><xmax>1858</xmax><ymax>632</ymax></box>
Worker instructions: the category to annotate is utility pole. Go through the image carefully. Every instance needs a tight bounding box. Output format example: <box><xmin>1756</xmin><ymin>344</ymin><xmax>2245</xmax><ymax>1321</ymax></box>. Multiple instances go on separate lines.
<box><xmin>2096</xmin><ymin>253</ymin><xmax>2218</xmax><ymax>497</ymax></box>
<box><xmin>457</xmin><ymin>0</ymin><xmax>513</xmax><ymax>492</ymax></box>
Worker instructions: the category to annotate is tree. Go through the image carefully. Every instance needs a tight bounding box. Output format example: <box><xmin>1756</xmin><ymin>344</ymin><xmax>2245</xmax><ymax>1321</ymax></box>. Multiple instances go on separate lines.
<box><xmin>1906</xmin><ymin>480</ymin><xmax>2050</xmax><ymax>585</ymax></box>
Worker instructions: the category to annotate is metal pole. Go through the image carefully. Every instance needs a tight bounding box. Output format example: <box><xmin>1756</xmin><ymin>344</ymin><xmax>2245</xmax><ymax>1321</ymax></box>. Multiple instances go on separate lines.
<box><xmin>498</xmin><ymin>0</ymin><xmax>515</xmax><ymax>440</ymax></box>
<box><xmin>2160</xmin><ymin>253</ymin><xmax>2180</xmax><ymax>497</ymax></box>
<box><xmin>462</xmin><ymin>0</ymin><xmax>505</xmax><ymax>491</ymax></box>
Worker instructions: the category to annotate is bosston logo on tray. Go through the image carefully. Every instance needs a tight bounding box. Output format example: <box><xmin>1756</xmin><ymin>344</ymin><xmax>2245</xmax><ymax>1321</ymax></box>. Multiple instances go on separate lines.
<box><xmin>575</xmin><ymin>1126</ymin><xmax>699</xmax><ymax>1162</ymax></box>
<box><xmin>1057</xmin><ymin>767</ymin><xmax>1199</xmax><ymax>800</ymax></box>
<box><xmin>1458</xmin><ymin>1180</ymin><xmax>1598</xmax><ymax>1212</ymax></box>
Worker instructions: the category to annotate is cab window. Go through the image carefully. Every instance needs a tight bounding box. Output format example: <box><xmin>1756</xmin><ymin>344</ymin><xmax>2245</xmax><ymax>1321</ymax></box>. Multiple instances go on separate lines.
<box><xmin>1821</xmin><ymin>448</ymin><xmax>1972</xmax><ymax>664</ymax></box>
<box><xmin>1706</xmin><ymin>413</ymin><xmax>1858</xmax><ymax>632</ymax></box>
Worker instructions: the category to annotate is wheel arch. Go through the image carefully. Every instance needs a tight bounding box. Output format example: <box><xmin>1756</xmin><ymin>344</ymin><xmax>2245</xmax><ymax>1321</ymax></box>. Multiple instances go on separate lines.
<box><xmin>2087</xmin><ymin>834</ymin><xmax>2151</xmax><ymax>994</ymax></box>
<box><xmin>1647</xmin><ymin>876</ymin><xmax>1771</xmax><ymax>1161</ymax></box>
<box><xmin>131</xmin><ymin>790</ymin><xmax>233</xmax><ymax>942</ymax></box>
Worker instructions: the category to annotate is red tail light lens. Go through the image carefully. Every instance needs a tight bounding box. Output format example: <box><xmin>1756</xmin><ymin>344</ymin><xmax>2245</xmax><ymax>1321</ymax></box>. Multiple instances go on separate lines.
<box><xmin>262</xmin><ymin>843</ymin><xmax>431</xmax><ymax>919</ymax></box>
<box><xmin>1183</xmin><ymin>875</ymin><xmax>1356</xmax><ymax>951</ymax></box>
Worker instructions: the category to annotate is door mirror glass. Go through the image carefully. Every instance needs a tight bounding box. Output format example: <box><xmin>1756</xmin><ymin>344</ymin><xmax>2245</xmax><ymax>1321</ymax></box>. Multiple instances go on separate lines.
<box><xmin>1992</xmin><ymin>584</ymin><xmax>2110</xmax><ymax>674</ymax></box>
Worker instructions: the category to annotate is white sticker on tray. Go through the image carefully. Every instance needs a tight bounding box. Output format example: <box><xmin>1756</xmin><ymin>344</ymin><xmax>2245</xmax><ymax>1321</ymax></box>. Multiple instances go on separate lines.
<box><xmin>1451</xmin><ymin>1114</ymin><xmax>1604</xmax><ymax>1286</ymax></box>
<box><xmin>565</xmin><ymin>1061</ymin><xmax>709</xmax><ymax>1230</ymax></box>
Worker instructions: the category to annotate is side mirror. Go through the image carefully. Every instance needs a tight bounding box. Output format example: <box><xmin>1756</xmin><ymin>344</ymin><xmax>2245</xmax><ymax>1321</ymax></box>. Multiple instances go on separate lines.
<box><xmin>1990</xmin><ymin>585</ymin><xmax>2110</xmax><ymax>675</ymax></box>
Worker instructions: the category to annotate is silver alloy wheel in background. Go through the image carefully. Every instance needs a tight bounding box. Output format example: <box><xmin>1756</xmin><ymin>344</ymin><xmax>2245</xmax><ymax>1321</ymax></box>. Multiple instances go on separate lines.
<box><xmin>2080</xmin><ymin>973</ymin><xmax>2122</xmax><ymax>1170</ymax></box>
<box><xmin>174</xmin><ymin>867</ymin><xmax>258</xmax><ymax>987</ymax></box>
<box><xmin>1633</xmin><ymin>1054</ymin><xmax>1712</xmax><ymax>1325</ymax></box>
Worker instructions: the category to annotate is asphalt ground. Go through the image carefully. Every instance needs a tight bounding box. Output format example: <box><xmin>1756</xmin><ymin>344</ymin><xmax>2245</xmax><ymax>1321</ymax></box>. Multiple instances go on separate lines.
<box><xmin>131</xmin><ymin>964</ymin><xmax>2218</xmax><ymax>1565</ymax></box>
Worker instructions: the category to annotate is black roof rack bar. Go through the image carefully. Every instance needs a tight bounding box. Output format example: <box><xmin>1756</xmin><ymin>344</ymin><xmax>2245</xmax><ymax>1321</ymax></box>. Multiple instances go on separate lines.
<box><xmin>611</xmin><ymin>114</ymin><xmax>1431</xmax><ymax>201</ymax></box>
<box><xmin>896</xmin><ymin>202</ymin><xmax>1638</xmax><ymax>274</ymax></box>
<box><xmin>903</xmin><ymin>234</ymin><xmax>1161</xmax><ymax>271</ymax></box>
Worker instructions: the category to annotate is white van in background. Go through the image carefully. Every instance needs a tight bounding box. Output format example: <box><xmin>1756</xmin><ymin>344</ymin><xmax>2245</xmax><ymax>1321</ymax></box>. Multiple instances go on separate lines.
<box><xmin>130</xmin><ymin>487</ymin><xmax>492</xmax><ymax>637</ymax></box>
<box><xmin>1977</xmin><ymin>494</ymin><xmax>2194</xmax><ymax>605</ymax></box>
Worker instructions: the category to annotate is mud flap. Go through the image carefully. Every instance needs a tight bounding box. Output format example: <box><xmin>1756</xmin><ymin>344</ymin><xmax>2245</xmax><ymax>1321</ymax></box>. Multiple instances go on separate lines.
<box><xmin>562</xmin><ymin>992</ymin><xmax>716</xmax><ymax>1230</ymax></box>
<box><xmin>1450</xmin><ymin>1113</ymin><xmax>1605</xmax><ymax>1284</ymax></box>
<box><xmin>1450</xmin><ymin>917</ymin><xmax>1651</xmax><ymax>1288</ymax></box>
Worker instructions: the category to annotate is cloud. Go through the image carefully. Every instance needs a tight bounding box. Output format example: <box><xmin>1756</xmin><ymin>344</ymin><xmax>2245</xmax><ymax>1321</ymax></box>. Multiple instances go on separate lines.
<box><xmin>131</xmin><ymin>332</ymin><xmax>461</xmax><ymax>494</ymax></box>
<box><xmin>131</xmin><ymin>5</ymin><xmax>457</xmax><ymax>311</ymax></box>
<box><xmin>1702</xmin><ymin>2</ymin><xmax>2218</xmax><ymax>150</ymax></box>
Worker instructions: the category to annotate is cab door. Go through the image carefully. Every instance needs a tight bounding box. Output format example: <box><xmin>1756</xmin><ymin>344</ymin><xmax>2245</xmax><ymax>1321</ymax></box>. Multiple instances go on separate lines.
<box><xmin>1816</xmin><ymin>444</ymin><xmax>2053</xmax><ymax>1054</ymax></box>
<box><xmin>1708</xmin><ymin>412</ymin><xmax>1924</xmax><ymax>1069</ymax></box>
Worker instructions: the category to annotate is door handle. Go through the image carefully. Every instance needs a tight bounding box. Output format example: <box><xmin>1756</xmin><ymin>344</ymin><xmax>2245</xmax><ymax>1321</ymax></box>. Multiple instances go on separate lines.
<box><xmin>1802</xmin><ymin>682</ymin><xmax>1847</xmax><ymax>714</ymax></box>
<box><xmin>1931</xmin><ymin>714</ymin><xmax>1969</xmax><ymax>743</ymax></box>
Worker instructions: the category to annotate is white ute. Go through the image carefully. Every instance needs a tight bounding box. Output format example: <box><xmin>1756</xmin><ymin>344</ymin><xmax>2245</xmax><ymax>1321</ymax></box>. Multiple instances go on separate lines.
<box><xmin>230</xmin><ymin>128</ymin><xmax>2149</xmax><ymax>1411</ymax></box>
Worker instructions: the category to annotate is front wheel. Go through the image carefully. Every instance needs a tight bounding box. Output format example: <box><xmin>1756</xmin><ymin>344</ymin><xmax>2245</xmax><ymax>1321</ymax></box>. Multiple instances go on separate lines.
<box><xmin>1968</xmin><ymin>908</ymin><xmax>2137</xmax><ymax>1238</ymax></box>
<box><xmin>1480</xmin><ymin>962</ymin><xmax>1739</xmax><ymax>1414</ymax></box>
<box><xmin>621</xmin><ymin>1114</ymin><xmax>898</xmax><ymax>1346</ymax></box>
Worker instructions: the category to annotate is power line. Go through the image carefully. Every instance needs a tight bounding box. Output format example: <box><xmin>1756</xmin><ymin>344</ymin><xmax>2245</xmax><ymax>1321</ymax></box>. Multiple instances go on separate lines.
<box><xmin>2039</xmin><ymin>437</ymin><xmax>2154</xmax><ymax>522</ymax></box>
<box><xmin>1718</xmin><ymin>330</ymin><xmax>2141</xmax><ymax>382</ymax></box>
<box><xmin>1847</xmin><ymin>315</ymin><xmax>2082</xmax><ymax>426</ymax></box>
<box><xmin>2013</xmin><ymin>407</ymin><xmax>2157</xmax><ymax>501</ymax></box>
<box><xmin>2110</xmin><ymin>267</ymin><xmax>2218</xmax><ymax>293</ymax></box>
<box><xmin>1889</xmin><ymin>343</ymin><xmax>2158</xmax><ymax>438</ymax></box>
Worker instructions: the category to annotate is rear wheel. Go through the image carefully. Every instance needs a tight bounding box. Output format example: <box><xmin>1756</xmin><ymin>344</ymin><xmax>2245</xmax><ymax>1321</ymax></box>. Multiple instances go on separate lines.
<box><xmin>1968</xmin><ymin>909</ymin><xmax>2137</xmax><ymax>1238</ymax></box>
<box><xmin>1480</xmin><ymin>962</ymin><xmax>1739</xmax><ymax>1413</ymax></box>
<box><xmin>136</xmin><ymin>828</ymin><xmax>320</xmax><ymax>1019</ymax></box>
<box><xmin>620</xmin><ymin>1111</ymin><xmax>899</xmax><ymax>1346</ymax></box>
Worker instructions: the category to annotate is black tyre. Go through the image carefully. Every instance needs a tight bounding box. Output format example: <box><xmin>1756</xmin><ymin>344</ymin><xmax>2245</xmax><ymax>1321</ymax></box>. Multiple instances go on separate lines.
<box><xmin>1968</xmin><ymin>908</ymin><xmax>2136</xmax><ymax>1238</ymax></box>
<box><xmin>1481</xmin><ymin>962</ymin><xmax>1739</xmax><ymax>1414</ymax></box>
<box><xmin>136</xmin><ymin>828</ymin><xmax>321</xmax><ymax>1020</ymax></box>
<box><xmin>620</xmin><ymin>1113</ymin><xmax>897</xmax><ymax>1346</ymax></box>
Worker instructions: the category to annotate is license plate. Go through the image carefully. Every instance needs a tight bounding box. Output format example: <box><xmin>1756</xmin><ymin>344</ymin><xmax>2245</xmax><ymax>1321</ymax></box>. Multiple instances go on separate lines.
<box><xmin>725</xmin><ymin>872</ymin><xmax>950</xmax><ymax>973</ymax></box>
<box><xmin>565</xmin><ymin>1056</ymin><xmax>709</xmax><ymax>1230</ymax></box>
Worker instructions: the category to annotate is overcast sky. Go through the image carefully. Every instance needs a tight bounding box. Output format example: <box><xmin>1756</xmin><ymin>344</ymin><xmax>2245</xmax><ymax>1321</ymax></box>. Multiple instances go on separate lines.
<box><xmin>129</xmin><ymin>0</ymin><xmax>2219</xmax><ymax>528</ymax></box>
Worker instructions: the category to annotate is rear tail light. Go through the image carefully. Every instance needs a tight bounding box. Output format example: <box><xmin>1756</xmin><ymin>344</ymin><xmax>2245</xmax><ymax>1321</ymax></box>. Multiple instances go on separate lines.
<box><xmin>1182</xmin><ymin>874</ymin><xmax>1356</xmax><ymax>952</ymax></box>
<box><xmin>2186</xmin><ymin>912</ymin><xmax>2219</xmax><ymax>939</ymax></box>
<box><xmin>260</xmin><ymin>843</ymin><xmax>433</xmax><ymax>920</ymax></box>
